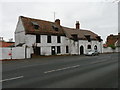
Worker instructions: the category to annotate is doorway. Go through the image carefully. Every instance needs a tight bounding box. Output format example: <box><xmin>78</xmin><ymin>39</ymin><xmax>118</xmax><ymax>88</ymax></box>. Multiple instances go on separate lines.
<box><xmin>51</xmin><ymin>46</ymin><xmax>56</xmax><ymax>55</ymax></box>
<box><xmin>34</xmin><ymin>47</ymin><xmax>41</xmax><ymax>55</ymax></box>
<box><xmin>80</xmin><ymin>46</ymin><xmax>84</xmax><ymax>55</ymax></box>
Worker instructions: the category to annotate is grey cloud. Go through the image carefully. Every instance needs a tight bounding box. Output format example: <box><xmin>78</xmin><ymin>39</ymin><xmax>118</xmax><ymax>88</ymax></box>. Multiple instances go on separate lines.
<box><xmin>0</xmin><ymin>1</ymin><xmax>118</xmax><ymax>43</ymax></box>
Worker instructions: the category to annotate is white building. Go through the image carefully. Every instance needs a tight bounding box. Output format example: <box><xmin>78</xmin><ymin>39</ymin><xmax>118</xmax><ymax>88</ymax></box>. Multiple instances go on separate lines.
<box><xmin>15</xmin><ymin>16</ymin><xmax>103</xmax><ymax>57</ymax></box>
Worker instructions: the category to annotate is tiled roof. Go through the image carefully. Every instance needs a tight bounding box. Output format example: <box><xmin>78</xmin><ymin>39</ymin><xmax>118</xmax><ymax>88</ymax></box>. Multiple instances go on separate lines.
<box><xmin>0</xmin><ymin>41</ymin><xmax>15</xmax><ymax>47</ymax></box>
<box><xmin>20</xmin><ymin>16</ymin><xmax>102</xmax><ymax>41</ymax></box>
<box><xmin>62</xmin><ymin>27</ymin><xmax>100</xmax><ymax>40</ymax></box>
<box><xmin>20</xmin><ymin>16</ymin><xmax>65</xmax><ymax>36</ymax></box>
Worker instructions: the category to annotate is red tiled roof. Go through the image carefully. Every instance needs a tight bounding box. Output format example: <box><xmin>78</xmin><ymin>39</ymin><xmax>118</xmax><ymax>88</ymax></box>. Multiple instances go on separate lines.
<box><xmin>20</xmin><ymin>16</ymin><xmax>65</xmax><ymax>36</ymax></box>
<box><xmin>20</xmin><ymin>16</ymin><xmax>102</xmax><ymax>41</ymax></box>
<box><xmin>0</xmin><ymin>41</ymin><xmax>14</xmax><ymax>47</ymax></box>
<box><xmin>62</xmin><ymin>27</ymin><xmax>100</xmax><ymax>40</ymax></box>
<box><xmin>106</xmin><ymin>34</ymin><xmax>120</xmax><ymax>46</ymax></box>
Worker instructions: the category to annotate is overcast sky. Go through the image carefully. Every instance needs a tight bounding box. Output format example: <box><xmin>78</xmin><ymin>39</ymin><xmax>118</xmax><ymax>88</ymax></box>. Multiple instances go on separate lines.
<box><xmin>0</xmin><ymin>0</ymin><xmax>118</xmax><ymax>43</ymax></box>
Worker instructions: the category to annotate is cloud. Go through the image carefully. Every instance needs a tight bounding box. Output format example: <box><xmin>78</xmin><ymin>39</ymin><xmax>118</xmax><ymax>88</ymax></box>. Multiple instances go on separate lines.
<box><xmin>0</xmin><ymin>1</ymin><xmax>118</xmax><ymax>43</ymax></box>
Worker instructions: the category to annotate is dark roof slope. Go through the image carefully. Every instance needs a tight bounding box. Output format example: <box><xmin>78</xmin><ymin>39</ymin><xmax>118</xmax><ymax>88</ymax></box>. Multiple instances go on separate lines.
<box><xmin>62</xmin><ymin>27</ymin><xmax>100</xmax><ymax>40</ymax></box>
<box><xmin>20</xmin><ymin>16</ymin><xmax>65</xmax><ymax>36</ymax></box>
<box><xmin>20</xmin><ymin>16</ymin><xmax>102</xmax><ymax>41</ymax></box>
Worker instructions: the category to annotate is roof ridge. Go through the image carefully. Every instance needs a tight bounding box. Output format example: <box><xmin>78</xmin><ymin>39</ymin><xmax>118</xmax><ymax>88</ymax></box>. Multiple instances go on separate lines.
<box><xmin>20</xmin><ymin>16</ymin><xmax>55</xmax><ymax>24</ymax></box>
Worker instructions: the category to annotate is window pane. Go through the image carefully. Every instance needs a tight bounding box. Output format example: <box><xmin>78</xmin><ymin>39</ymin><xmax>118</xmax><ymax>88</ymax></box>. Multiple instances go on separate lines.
<box><xmin>66</xmin><ymin>46</ymin><xmax>69</xmax><ymax>53</ymax></box>
<box><xmin>36</xmin><ymin>35</ymin><xmax>41</xmax><ymax>43</ymax></box>
<box><xmin>57</xmin><ymin>36</ymin><xmax>61</xmax><ymax>43</ymax></box>
<box><xmin>88</xmin><ymin>45</ymin><xmax>91</xmax><ymax>49</ymax></box>
<box><xmin>57</xmin><ymin>46</ymin><xmax>61</xmax><ymax>54</ymax></box>
<box><xmin>47</xmin><ymin>35</ymin><xmax>51</xmax><ymax>43</ymax></box>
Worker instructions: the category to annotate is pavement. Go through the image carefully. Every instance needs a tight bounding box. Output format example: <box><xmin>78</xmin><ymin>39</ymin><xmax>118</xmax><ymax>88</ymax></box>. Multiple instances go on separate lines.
<box><xmin>1</xmin><ymin>53</ymin><xmax>119</xmax><ymax>88</ymax></box>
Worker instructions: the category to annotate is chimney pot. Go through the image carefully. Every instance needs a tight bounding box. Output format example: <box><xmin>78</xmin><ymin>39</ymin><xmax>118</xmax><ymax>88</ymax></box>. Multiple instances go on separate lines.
<box><xmin>55</xmin><ymin>19</ymin><xmax>60</xmax><ymax>25</ymax></box>
<box><xmin>76</xmin><ymin>21</ymin><xmax>80</xmax><ymax>29</ymax></box>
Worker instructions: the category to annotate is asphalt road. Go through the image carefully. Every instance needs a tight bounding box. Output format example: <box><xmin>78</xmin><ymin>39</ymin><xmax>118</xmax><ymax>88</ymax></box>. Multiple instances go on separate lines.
<box><xmin>2</xmin><ymin>53</ymin><xmax>119</xmax><ymax>88</ymax></box>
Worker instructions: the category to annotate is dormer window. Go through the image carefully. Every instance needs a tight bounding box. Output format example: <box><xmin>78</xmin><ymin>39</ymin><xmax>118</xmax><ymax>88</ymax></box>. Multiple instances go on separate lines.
<box><xmin>71</xmin><ymin>34</ymin><xmax>78</xmax><ymax>41</ymax></box>
<box><xmin>85</xmin><ymin>35</ymin><xmax>91</xmax><ymax>42</ymax></box>
<box><xmin>52</xmin><ymin>25</ymin><xmax>59</xmax><ymax>31</ymax></box>
<box><xmin>34</xmin><ymin>25</ymin><xmax>39</xmax><ymax>29</ymax></box>
<box><xmin>31</xmin><ymin>21</ymin><xmax>39</xmax><ymax>29</ymax></box>
<box><xmin>96</xmin><ymin>36</ymin><xmax>102</xmax><ymax>42</ymax></box>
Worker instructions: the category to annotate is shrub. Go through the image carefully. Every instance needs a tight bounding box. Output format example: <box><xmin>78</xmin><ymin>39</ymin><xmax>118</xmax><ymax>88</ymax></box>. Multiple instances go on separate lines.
<box><xmin>108</xmin><ymin>44</ymin><xmax>116</xmax><ymax>49</ymax></box>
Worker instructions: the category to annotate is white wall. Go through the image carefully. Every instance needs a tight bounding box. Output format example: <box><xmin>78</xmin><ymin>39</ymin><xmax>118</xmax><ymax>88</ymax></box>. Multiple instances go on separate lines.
<box><xmin>12</xmin><ymin>47</ymin><xmax>25</xmax><ymax>59</ymax></box>
<box><xmin>0</xmin><ymin>47</ymin><xmax>31</xmax><ymax>60</ymax></box>
<box><xmin>0</xmin><ymin>48</ymin><xmax>11</xmax><ymax>59</ymax></box>
<box><xmin>103</xmin><ymin>47</ymin><xmax>120</xmax><ymax>53</ymax></box>
<box><xmin>15</xmin><ymin>31</ymin><xmax>103</xmax><ymax>56</ymax></box>
<box><xmin>15</xmin><ymin>17</ymin><xmax>26</xmax><ymax>46</ymax></box>
<box><xmin>77</xmin><ymin>40</ymin><xmax>102</xmax><ymax>54</ymax></box>
<box><xmin>25</xmin><ymin>35</ymin><xmax>70</xmax><ymax>55</ymax></box>
<box><xmin>25</xmin><ymin>35</ymin><xmax>36</xmax><ymax>46</ymax></box>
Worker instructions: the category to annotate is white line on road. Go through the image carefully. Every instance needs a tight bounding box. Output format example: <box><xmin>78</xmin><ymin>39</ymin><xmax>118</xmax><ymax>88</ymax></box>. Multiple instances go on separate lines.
<box><xmin>0</xmin><ymin>76</ymin><xmax>24</xmax><ymax>82</ymax></box>
<box><xmin>44</xmin><ymin>65</ymin><xmax>80</xmax><ymax>74</ymax></box>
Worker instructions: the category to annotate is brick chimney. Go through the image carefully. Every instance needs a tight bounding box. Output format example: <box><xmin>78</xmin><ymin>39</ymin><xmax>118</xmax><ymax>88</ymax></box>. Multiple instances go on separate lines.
<box><xmin>76</xmin><ymin>21</ymin><xmax>80</xmax><ymax>29</ymax></box>
<box><xmin>55</xmin><ymin>19</ymin><xmax>60</xmax><ymax>25</ymax></box>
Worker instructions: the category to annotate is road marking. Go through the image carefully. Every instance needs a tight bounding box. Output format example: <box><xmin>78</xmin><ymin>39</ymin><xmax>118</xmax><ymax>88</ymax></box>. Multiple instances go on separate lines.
<box><xmin>0</xmin><ymin>76</ymin><xmax>24</xmax><ymax>82</ymax></box>
<box><xmin>44</xmin><ymin>65</ymin><xmax>80</xmax><ymax>74</ymax></box>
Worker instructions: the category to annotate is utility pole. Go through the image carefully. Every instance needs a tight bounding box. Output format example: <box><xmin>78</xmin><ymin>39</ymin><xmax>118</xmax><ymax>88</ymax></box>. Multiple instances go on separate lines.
<box><xmin>54</xmin><ymin>12</ymin><xmax>55</xmax><ymax>21</ymax></box>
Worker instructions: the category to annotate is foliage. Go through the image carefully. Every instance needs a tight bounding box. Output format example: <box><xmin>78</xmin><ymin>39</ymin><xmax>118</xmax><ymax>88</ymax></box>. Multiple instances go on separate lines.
<box><xmin>108</xmin><ymin>44</ymin><xmax>116</xmax><ymax>49</ymax></box>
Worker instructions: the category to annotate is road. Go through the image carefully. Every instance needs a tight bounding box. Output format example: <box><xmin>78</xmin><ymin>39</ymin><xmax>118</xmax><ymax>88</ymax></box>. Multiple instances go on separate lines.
<box><xmin>2</xmin><ymin>53</ymin><xmax>119</xmax><ymax>88</ymax></box>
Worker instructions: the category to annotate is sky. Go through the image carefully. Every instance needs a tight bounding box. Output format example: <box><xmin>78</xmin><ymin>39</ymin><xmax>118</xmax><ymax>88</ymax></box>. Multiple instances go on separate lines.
<box><xmin>0</xmin><ymin>0</ymin><xmax>119</xmax><ymax>43</ymax></box>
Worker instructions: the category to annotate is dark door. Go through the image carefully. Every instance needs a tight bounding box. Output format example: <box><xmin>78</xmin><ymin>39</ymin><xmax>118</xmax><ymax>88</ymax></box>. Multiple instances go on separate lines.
<box><xmin>80</xmin><ymin>46</ymin><xmax>84</xmax><ymax>55</ymax></box>
<box><xmin>51</xmin><ymin>46</ymin><xmax>56</xmax><ymax>55</ymax></box>
<box><xmin>36</xmin><ymin>35</ymin><xmax>40</xmax><ymax>43</ymax></box>
<box><xmin>34</xmin><ymin>47</ymin><xmax>41</xmax><ymax>55</ymax></box>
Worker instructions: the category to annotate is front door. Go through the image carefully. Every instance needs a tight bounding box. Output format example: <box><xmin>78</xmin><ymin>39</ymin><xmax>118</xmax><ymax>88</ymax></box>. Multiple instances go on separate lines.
<box><xmin>80</xmin><ymin>46</ymin><xmax>84</xmax><ymax>55</ymax></box>
<box><xmin>34</xmin><ymin>47</ymin><xmax>41</xmax><ymax>55</ymax></box>
<box><xmin>51</xmin><ymin>46</ymin><xmax>56</xmax><ymax>55</ymax></box>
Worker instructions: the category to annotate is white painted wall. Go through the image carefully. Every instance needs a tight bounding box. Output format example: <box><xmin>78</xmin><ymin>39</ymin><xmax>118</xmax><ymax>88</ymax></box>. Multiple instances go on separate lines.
<box><xmin>103</xmin><ymin>47</ymin><xmax>120</xmax><ymax>53</ymax></box>
<box><xmin>0</xmin><ymin>48</ymin><xmax>11</xmax><ymax>59</ymax></box>
<box><xmin>0</xmin><ymin>47</ymin><xmax>31</xmax><ymax>60</ymax></box>
<box><xmin>41</xmin><ymin>46</ymin><xmax>51</xmax><ymax>55</ymax></box>
<box><xmin>15</xmin><ymin>17</ymin><xmax>25</xmax><ymax>46</ymax></box>
<box><xmin>25</xmin><ymin>35</ymin><xmax>36</xmax><ymax>46</ymax></box>
<box><xmin>24</xmin><ymin>35</ymin><xmax>70</xmax><ymax>55</ymax></box>
<box><xmin>76</xmin><ymin>40</ymin><xmax>103</xmax><ymax>54</ymax></box>
<box><xmin>12</xmin><ymin>47</ymin><xmax>25</xmax><ymax>59</ymax></box>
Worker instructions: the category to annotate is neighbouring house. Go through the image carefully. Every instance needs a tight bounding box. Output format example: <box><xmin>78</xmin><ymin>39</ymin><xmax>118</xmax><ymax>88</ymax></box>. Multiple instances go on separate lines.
<box><xmin>0</xmin><ymin>37</ymin><xmax>15</xmax><ymax>47</ymax></box>
<box><xmin>15</xmin><ymin>16</ymin><xmax>103</xmax><ymax>57</ymax></box>
<box><xmin>106</xmin><ymin>33</ymin><xmax>120</xmax><ymax>47</ymax></box>
<box><xmin>103</xmin><ymin>33</ymin><xmax>120</xmax><ymax>53</ymax></box>
<box><xmin>0</xmin><ymin>41</ymin><xmax>15</xmax><ymax>47</ymax></box>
